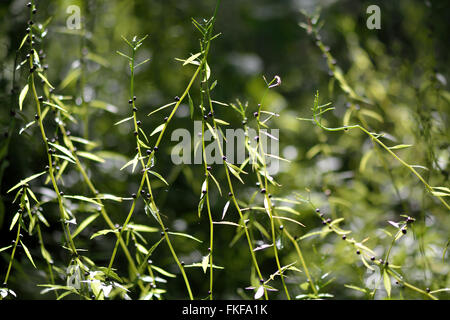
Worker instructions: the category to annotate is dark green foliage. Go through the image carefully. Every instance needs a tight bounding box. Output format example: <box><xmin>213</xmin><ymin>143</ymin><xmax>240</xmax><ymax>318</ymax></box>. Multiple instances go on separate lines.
<box><xmin>0</xmin><ymin>0</ymin><xmax>449</xmax><ymax>300</ymax></box>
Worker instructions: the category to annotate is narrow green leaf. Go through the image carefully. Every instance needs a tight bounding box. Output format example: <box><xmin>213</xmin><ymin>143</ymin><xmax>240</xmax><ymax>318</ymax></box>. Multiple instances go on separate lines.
<box><xmin>150</xmin><ymin>124</ymin><xmax>165</xmax><ymax>136</ymax></box>
<box><xmin>167</xmin><ymin>232</ymin><xmax>203</xmax><ymax>243</ymax></box>
<box><xmin>64</xmin><ymin>195</ymin><xmax>103</xmax><ymax>206</ymax></box>
<box><xmin>222</xmin><ymin>201</ymin><xmax>230</xmax><ymax>220</ymax></box>
<box><xmin>116</xmin><ymin>50</ymin><xmax>132</xmax><ymax>61</ymax></box>
<box><xmin>148</xmin><ymin>170</ymin><xmax>169</xmax><ymax>185</ymax></box>
<box><xmin>388</xmin><ymin>144</ymin><xmax>413</xmax><ymax>150</ymax></box>
<box><xmin>188</xmin><ymin>93</ymin><xmax>194</xmax><ymax>119</ymax></box>
<box><xmin>198</xmin><ymin>195</ymin><xmax>205</xmax><ymax>218</ymax></box>
<box><xmin>135</xmin><ymin>243</ymin><xmax>149</xmax><ymax>255</ymax></box>
<box><xmin>208</xmin><ymin>172</ymin><xmax>222</xmax><ymax>196</ymax></box>
<box><xmin>151</xmin><ymin>265</ymin><xmax>176</xmax><ymax>278</ymax></box>
<box><xmin>183</xmin><ymin>52</ymin><xmax>202</xmax><ymax>66</ymax></box>
<box><xmin>90</xmin><ymin>229</ymin><xmax>117</xmax><ymax>239</ymax></box>
<box><xmin>20</xmin><ymin>240</ymin><xmax>36</xmax><ymax>268</ymax></box>
<box><xmin>127</xmin><ymin>223</ymin><xmax>159</xmax><ymax>233</ymax></box>
<box><xmin>19</xmin><ymin>84</ymin><xmax>29</xmax><ymax>111</ymax></box>
<box><xmin>48</xmin><ymin>142</ymin><xmax>76</xmax><ymax>161</ymax></box>
<box><xmin>76</xmin><ymin>151</ymin><xmax>105</xmax><ymax>163</ymax></box>
<box><xmin>120</xmin><ymin>154</ymin><xmax>138</xmax><ymax>171</ymax></box>
<box><xmin>7</xmin><ymin>171</ymin><xmax>46</xmax><ymax>193</ymax></box>
<box><xmin>214</xmin><ymin>118</ymin><xmax>230</xmax><ymax>126</ymax></box>
<box><xmin>37</xmin><ymin>72</ymin><xmax>55</xmax><ymax>89</ymax></box>
<box><xmin>40</xmin><ymin>246</ymin><xmax>53</xmax><ymax>264</ymax></box>
<box><xmin>383</xmin><ymin>269</ymin><xmax>391</xmax><ymax>297</ymax></box>
<box><xmin>0</xmin><ymin>245</ymin><xmax>13</xmax><ymax>253</ymax></box>
<box><xmin>432</xmin><ymin>187</ymin><xmax>450</xmax><ymax>193</ymax></box>
<box><xmin>114</xmin><ymin>116</ymin><xmax>134</xmax><ymax>126</ymax></box>
<box><xmin>147</xmin><ymin>102</ymin><xmax>176</xmax><ymax>117</ymax></box>
<box><xmin>19</xmin><ymin>34</ymin><xmax>29</xmax><ymax>50</ymax></box>
<box><xmin>60</xmin><ymin>68</ymin><xmax>81</xmax><ymax>90</ymax></box>
<box><xmin>72</xmin><ymin>213</ymin><xmax>100</xmax><ymax>239</ymax></box>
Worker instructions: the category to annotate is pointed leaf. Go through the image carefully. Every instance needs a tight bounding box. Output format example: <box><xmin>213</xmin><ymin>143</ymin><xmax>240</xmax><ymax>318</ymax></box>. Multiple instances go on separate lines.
<box><xmin>148</xmin><ymin>170</ymin><xmax>169</xmax><ymax>185</ymax></box>
<box><xmin>383</xmin><ymin>269</ymin><xmax>391</xmax><ymax>297</ymax></box>
<box><xmin>19</xmin><ymin>84</ymin><xmax>29</xmax><ymax>111</ymax></box>
<box><xmin>222</xmin><ymin>201</ymin><xmax>230</xmax><ymax>220</ymax></box>
<box><xmin>150</xmin><ymin>124</ymin><xmax>165</xmax><ymax>136</ymax></box>
<box><xmin>20</xmin><ymin>240</ymin><xmax>36</xmax><ymax>268</ymax></box>
<box><xmin>7</xmin><ymin>171</ymin><xmax>46</xmax><ymax>193</ymax></box>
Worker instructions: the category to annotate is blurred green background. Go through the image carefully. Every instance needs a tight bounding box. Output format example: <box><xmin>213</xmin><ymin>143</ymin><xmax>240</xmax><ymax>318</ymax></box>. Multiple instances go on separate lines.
<box><xmin>0</xmin><ymin>0</ymin><xmax>449</xmax><ymax>299</ymax></box>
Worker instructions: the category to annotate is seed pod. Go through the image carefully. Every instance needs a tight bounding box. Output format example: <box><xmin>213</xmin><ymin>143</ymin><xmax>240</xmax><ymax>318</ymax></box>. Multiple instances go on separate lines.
<box><xmin>174</xmin><ymin>96</ymin><xmax>180</xmax><ymax>101</ymax></box>
<box><xmin>342</xmin><ymin>235</ymin><xmax>347</xmax><ymax>240</ymax></box>
<box><xmin>356</xmin><ymin>250</ymin><xmax>361</xmax><ymax>255</ymax></box>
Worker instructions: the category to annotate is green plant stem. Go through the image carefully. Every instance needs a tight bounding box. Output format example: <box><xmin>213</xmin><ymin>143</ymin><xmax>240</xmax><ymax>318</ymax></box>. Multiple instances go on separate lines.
<box><xmin>254</xmin><ymin>92</ymin><xmax>290</xmax><ymax>299</ymax></box>
<box><xmin>27</xmin><ymin>29</ymin><xmax>78</xmax><ymax>258</ymax></box>
<box><xmin>310</xmin><ymin>98</ymin><xmax>450</xmax><ymax>211</ymax></box>
<box><xmin>35</xmin><ymin>222</ymin><xmax>58</xmax><ymax>299</ymax></box>
<box><xmin>3</xmin><ymin>215</ymin><xmax>21</xmax><ymax>285</ymax></box>
<box><xmin>106</xmin><ymin>39</ymin><xmax>204</xmax><ymax>300</ymax></box>
<box><xmin>203</xmin><ymin>77</ymin><xmax>267</xmax><ymax>300</ymax></box>
<box><xmin>200</xmin><ymin>80</ymin><xmax>215</xmax><ymax>300</ymax></box>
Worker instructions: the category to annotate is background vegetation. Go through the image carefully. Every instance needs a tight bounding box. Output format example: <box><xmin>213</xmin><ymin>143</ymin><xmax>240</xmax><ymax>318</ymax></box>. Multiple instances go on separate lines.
<box><xmin>0</xmin><ymin>0</ymin><xmax>449</xmax><ymax>300</ymax></box>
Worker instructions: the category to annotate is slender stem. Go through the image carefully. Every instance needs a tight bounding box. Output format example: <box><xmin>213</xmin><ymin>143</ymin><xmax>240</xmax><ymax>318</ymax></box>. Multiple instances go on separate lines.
<box><xmin>203</xmin><ymin>73</ymin><xmax>267</xmax><ymax>300</ymax></box>
<box><xmin>200</xmin><ymin>78</ymin><xmax>214</xmax><ymax>299</ymax></box>
<box><xmin>3</xmin><ymin>215</ymin><xmax>21</xmax><ymax>285</ymax></box>
<box><xmin>36</xmin><ymin>222</ymin><xmax>58</xmax><ymax>299</ymax></box>
<box><xmin>254</xmin><ymin>94</ymin><xmax>290</xmax><ymax>299</ymax></box>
